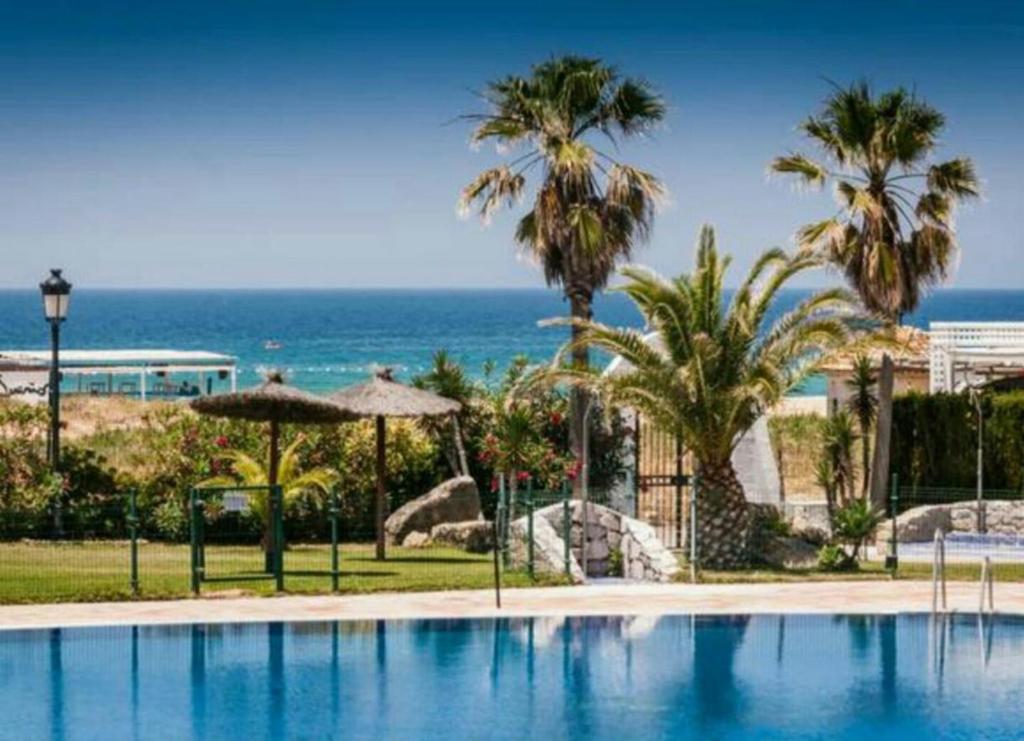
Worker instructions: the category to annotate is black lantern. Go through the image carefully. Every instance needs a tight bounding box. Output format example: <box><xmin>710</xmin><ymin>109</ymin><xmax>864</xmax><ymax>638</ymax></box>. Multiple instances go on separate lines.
<box><xmin>39</xmin><ymin>269</ymin><xmax>71</xmax><ymax>475</ymax></box>
<box><xmin>40</xmin><ymin>269</ymin><xmax>72</xmax><ymax>322</ymax></box>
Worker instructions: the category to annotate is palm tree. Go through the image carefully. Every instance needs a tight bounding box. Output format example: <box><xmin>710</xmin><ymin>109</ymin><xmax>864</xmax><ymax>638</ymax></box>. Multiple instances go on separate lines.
<box><xmin>460</xmin><ymin>55</ymin><xmax>666</xmax><ymax>484</ymax></box>
<box><xmin>202</xmin><ymin>437</ymin><xmax>338</xmax><ymax>553</ymax></box>
<box><xmin>413</xmin><ymin>350</ymin><xmax>477</xmax><ymax>477</ymax></box>
<box><xmin>539</xmin><ymin>226</ymin><xmax>853</xmax><ymax>568</ymax></box>
<box><xmin>772</xmin><ymin>81</ymin><xmax>979</xmax><ymax>508</ymax></box>
<box><xmin>822</xmin><ymin>410</ymin><xmax>859</xmax><ymax>507</ymax></box>
<box><xmin>844</xmin><ymin>355</ymin><xmax>877</xmax><ymax>496</ymax></box>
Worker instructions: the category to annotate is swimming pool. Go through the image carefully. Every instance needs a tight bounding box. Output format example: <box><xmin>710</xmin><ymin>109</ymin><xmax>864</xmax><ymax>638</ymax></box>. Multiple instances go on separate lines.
<box><xmin>898</xmin><ymin>531</ymin><xmax>1024</xmax><ymax>562</ymax></box>
<box><xmin>1</xmin><ymin>613</ymin><xmax>1021</xmax><ymax>740</ymax></box>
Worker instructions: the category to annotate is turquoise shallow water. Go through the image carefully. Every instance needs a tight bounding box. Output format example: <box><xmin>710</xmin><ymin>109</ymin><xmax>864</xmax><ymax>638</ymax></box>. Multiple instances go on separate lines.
<box><xmin>0</xmin><ymin>614</ymin><xmax>1021</xmax><ymax>740</ymax></box>
<box><xmin>1</xmin><ymin>288</ymin><xmax>1023</xmax><ymax>394</ymax></box>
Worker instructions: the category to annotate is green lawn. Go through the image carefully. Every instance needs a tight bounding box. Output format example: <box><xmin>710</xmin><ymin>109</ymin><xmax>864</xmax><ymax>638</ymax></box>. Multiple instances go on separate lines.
<box><xmin>692</xmin><ymin>559</ymin><xmax>1024</xmax><ymax>583</ymax></box>
<box><xmin>4</xmin><ymin>541</ymin><xmax>1021</xmax><ymax>605</ymax></box>
<box><xmin>0</xmin><ymin>541</ymin><xmax>559</xmax><ymax>604</ymax></box>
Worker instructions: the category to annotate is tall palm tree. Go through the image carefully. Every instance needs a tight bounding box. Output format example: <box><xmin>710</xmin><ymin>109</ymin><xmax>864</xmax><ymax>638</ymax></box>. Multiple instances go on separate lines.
<box><xmin>844</xmin><ymin>355</ymin><xmax>878</xmax><ymax>496</ymax></box>
<box><xmin>772</xmin><ymin>82</ymin><xmax>979</xmax><ymax>508</ymax></box>
<box><xmin>460</xmin><ymin>55</ymin><xmax>666</xmax><ymax>483</ymax></box>
<box><xmin>539</xmin><ymin>226</ymin><xmax>852</xmax><ymax>568</ymax></box>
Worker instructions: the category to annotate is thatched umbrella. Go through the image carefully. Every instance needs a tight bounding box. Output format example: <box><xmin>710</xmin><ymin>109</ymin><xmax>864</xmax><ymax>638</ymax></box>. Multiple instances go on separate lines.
<box><xmin>191</xmin><ymin>372</ymin><xmax>359</xmax><ymax>568</ymax></box>
<box><xmin>330</xmin><ymin>369</ymin><xmax>461</xmax><ymax>560</ymax></box>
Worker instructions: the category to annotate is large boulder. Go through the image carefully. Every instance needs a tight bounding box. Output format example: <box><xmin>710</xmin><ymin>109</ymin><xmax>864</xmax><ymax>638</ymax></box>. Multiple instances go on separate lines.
<box><xmin>385</xmin><ymin>476</ymin><xmax>481</xmax><ymax>546</ymax></box>
<box><xmin>876</xmin><ymin>499</ymin><xmax>1024</xmax><ymax>548</ymax></box>
<box><xmin>431</xmin><ymin>520</ymin><xmax>493</xmax><ymax>553</ymax></box>
<box><xmin>760</xmin><ymin>536</ymin><xmax>819</xmax><ymax>569</ymax></box>
<box><xmin>875</xmin><ymin>503</ymin><xmax>953</xmax><ymax>548</ymax></box>
<box><xmin>402</xmin><ymin>531</ymin><xmax>430</xmax><ymax>548</ymax></box>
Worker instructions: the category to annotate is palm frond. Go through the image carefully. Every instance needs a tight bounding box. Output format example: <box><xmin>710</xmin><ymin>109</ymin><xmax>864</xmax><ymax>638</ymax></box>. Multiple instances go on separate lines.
<box><xmin>771</xmin><ymin>154</ymin><xmax>828</xmax><ymax>187</ymax></box>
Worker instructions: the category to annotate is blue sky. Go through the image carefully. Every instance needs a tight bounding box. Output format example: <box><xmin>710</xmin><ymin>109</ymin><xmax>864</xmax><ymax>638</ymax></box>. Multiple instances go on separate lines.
<box><xmin>0</xmin><ymin>1</ymin><xmax>1021</xmax><ymax>289</ymax></box>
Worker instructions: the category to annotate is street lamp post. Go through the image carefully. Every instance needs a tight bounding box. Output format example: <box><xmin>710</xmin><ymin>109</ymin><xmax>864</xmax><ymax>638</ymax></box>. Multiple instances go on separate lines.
<box><xmin>969</xmin><ymin>385</ymin><xmax>985</xmax><ymax>533</ymax></box>
<box><xmin>40</xmin><ymin>269</ymin><xmax>71</xmax><ymax>472</ymax></box>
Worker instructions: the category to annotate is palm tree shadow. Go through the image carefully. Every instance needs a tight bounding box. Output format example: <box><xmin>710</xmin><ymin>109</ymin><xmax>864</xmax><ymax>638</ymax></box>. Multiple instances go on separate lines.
<box><xmin>283</xmin><ymin>569</ymin><xmax>399</xmax><ymax>578</ymax></box>
<box><xmin>346</xmin><ymin>556</ymin><xmax>484</xmax><ymax>565</ymax></box>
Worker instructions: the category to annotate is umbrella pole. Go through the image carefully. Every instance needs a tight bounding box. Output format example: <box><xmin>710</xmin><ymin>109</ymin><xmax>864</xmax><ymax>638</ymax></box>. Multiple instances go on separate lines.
<box><xmin>376</xmin><ymin>415</ymin><xmax>387</xmax><ymax>560</ymax></box>
<box><xmin>266</xmin><ymin>419</ymin><xmax>280</xmax><ymax>573</ymax></box>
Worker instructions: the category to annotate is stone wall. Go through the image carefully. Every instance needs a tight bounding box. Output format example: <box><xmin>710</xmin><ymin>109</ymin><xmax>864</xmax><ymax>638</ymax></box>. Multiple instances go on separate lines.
<box><xmin>876</xmin><ymin>499</ymin><xmax>1024</xmax><ymax>547</ymax></box>
<box><xmin>509</xmin><ymin>501</ymin><xmax>679</xmax><ymax>583</ymax></box>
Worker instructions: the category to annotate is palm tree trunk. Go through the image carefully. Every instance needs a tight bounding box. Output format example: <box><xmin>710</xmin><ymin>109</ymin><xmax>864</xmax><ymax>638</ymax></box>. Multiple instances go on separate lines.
<box><xmin>860</xmin><ymin>418</ymin><xmax>872</xmax><ymax>500</ymax></box>
<box><xmin>375</xmin><ymin>415</ymin><xmax>388</xmax><ymax>560</ymax></box>
<box><xmin>451</xmin><ymin>414</ymin><xmax>469</xmax><ymax>477</ymax></box>
<box><xmin>264</xmin><ymin>419</ymin><xmax>280</xmax><ymax>573</ymax></box>
<box><xmin>868</xmin><ymin>354</ymin><xmax>894</xmax><ymax>510</ymax></box>
<box><xmin>695</xmin><ymin>461</ymin><xmax>751</xmax><ymax>570</ymax></box>
<box><xmin>568</xmin><ymin>288</ymin><xmax>593</xmax><ymax>499</ymax></box>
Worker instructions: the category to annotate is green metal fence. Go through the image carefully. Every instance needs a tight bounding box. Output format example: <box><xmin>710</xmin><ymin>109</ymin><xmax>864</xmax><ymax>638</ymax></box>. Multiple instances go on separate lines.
<box><xmin>189</xmin><ymin>485</ymin><xmax>285</xmax><ymax>595</ymax></box>
<box><xmin>885</xmin><ymin>475</ymin><xmax>1024</xmax><ymax>580</ymax></box>
<box><xmin>0</xmin><ymin>476</ymin><xmax>576</xmax><ymax>604</ymax></box>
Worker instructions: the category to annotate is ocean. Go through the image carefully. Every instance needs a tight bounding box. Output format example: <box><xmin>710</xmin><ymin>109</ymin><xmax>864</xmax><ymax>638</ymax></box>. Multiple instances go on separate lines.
<box><xmin>2</xmin><ymin>288</ymin><xmax>1024</xmax><ymax>395</ymax></box>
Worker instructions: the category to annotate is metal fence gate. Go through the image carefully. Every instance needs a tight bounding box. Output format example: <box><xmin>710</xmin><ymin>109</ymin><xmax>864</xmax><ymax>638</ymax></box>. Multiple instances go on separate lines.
<box><xmin>635</xmin><ymin>414</ymin><xmax>691</xmax><ymax>549</ymax></box>
<box><xmin>190</xmin><ymin>484</ymin><xmax>284</xmax><ymax>594</ymax></box>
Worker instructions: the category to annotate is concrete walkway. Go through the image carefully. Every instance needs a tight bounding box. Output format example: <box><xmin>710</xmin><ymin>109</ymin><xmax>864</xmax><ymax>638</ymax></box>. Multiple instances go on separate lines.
<box><xmin>1</xmin><ymin>581</ymin><xmax>1022</xmax><ymax>630</ymax></box>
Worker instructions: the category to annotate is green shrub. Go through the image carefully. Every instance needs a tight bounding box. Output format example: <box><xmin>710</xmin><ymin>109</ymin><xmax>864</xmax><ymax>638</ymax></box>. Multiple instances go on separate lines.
<box><xmin>817</xmin><ymin>543</ymin><xmax>855</xmax><ymax>572</ymax></box>
<box><xmin>831</xmin><ymin>499</ymin><xmax>883</xmax><ymax>560</ymax></box>
<box><xmin>152</xmin><ymin>498</ymin><xmax>189</xmax><ymax>542</ymax></box>
<box><xmin>891</xmin><ymin>390</ymin><xmax>1024</xmax><ymax>491</ymax></box>
<box><xmin>607</xmin><ymin>547</ymin><xmax>624</xmax><ymax>577</ymax></box>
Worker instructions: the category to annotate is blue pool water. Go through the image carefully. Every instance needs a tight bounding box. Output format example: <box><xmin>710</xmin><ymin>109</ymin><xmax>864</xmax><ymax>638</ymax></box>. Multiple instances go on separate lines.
<box><xmin>899</xmin><ymin>532</ymin><xmax>1024</xmax><ymax>562</ymax></box>
<box><xmin>2</xmin><ymin>288</ymin><xmax>1024</xmax><ymax>393</ymax></box>
<box><xmin>0</xmin><ymin>613</ymin><xmax>1022</xmax><ymax>740</ymax></box>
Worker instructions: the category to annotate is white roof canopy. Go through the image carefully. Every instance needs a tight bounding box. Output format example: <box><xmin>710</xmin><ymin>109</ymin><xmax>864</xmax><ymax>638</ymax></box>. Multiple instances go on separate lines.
<box><xmin>930</xmin><ymin>323</ymin><xmax>1024</xmax><ymax>392</ymax></box>
<box><xmin>0</xmin><ymin>349</ymin><xmax>235</xmax><ymax>368</ymax></box>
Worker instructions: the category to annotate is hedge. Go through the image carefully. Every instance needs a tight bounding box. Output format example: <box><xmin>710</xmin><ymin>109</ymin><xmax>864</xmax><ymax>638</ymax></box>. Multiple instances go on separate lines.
<box><xmin>891</xmin><ymin>390</ymin><xmax>1024</xmax><ymax>491</ymax></box>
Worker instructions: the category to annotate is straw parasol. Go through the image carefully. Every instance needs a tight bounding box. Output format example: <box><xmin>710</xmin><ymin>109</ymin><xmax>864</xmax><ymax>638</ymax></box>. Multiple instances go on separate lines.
<box><xmin>191</xmin><ymin>372</ymin><xmax>359</xmax><ymax>567</ymax></box>
<box><xmin>330</xmin><ymin>368</ymin><xmax>461</xmax><ymax>560</ymax></box>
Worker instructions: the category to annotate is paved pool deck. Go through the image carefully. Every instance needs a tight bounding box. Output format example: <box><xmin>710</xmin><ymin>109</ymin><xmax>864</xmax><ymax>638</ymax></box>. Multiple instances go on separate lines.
<box><xmin>1</xmin><ymin>580</ymin><xmax>1022</xmax><ymax>630</ymax></box>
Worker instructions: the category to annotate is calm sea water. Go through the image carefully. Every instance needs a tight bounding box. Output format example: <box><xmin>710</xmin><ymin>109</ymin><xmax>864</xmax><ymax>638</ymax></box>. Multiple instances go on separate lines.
<box><xmin>0</xmin><ymin>614</ymin><xmax>1021</xmax><ymax>740</ymax></box>
<box><xmin>1</xmin><ymin>289</ymin><xmax>1023</xmax><ymax>394</ymax></box>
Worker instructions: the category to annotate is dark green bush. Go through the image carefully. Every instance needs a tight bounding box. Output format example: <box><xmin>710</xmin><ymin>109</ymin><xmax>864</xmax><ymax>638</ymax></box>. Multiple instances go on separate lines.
<box><xmin>891</xmin><ymin>390</ymin><xmax>1024</xmax><ymax>491</ymax></box>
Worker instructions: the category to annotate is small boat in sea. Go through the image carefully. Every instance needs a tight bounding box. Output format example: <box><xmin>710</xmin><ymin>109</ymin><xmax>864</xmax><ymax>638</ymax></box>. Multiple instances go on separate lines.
<box><xmin>263</xmin><ymin>340</ymin><xmax>282</xmax><ymax>350</ymax></box>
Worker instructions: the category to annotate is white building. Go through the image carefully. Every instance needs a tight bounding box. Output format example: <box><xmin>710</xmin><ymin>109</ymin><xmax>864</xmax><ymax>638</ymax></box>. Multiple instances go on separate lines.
<box><xmin>0</xmin><ymin>349</ymin><xmax>237</xmax><ymax>403</ymax></box>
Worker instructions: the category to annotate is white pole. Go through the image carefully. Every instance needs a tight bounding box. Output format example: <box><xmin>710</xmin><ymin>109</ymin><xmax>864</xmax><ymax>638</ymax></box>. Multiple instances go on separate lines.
<box><xmin>140</xmin><ymin>366</ymin><xmax>147</xmax><ymax>402</ymax></box>
<box><xmin>230</xmin><ymin>367</ymin><xmax>237</xmax><ymax>392</ymax></box>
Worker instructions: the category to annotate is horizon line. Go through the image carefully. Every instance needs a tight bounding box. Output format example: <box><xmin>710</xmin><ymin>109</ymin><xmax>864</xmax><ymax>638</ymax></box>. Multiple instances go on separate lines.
<box><xmin>0</xmin><ymin>284</ymin><xmax>1021</xmax><ymax>293</ymax></box>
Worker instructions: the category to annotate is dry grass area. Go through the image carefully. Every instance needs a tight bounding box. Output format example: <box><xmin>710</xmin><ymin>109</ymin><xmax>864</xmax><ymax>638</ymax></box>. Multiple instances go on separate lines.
<box><xmin>61</xmin><ymin>396</ymin><xmax>175</xmax><ymax>439</ymax></box>
<box><xmin>768</xmin><ymin>411</ymin><xmax>870</xmax><ymax>502</ymax></box>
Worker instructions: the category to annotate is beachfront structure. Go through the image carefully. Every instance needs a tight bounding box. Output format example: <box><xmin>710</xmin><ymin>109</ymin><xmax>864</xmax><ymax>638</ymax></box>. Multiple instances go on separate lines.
<box><xmin>821</xmin><ymin>322</ymin><xmax>1024</xmax><ymax>413</ymax></box>
<box><xmin>820</xmin><ymin>326</ymin><xmax>930</xmax><ymax>415</ymax></box>
<box><xmin>0</xmin><ymin>349</ymin><xmax>237</xmax><ymax>404</ymax></box>
<box><xmin>929</xmin><ymin>322</ymin><xmax>1024</xmax><ymax>392</ymax></box>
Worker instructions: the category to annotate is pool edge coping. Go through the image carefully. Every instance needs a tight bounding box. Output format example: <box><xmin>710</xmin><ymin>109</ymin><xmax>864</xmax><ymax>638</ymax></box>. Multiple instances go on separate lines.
<box><xmin>2</xmin><ymin>580</ymin><xmax>1024</xmax><ymax>631</ymax></box>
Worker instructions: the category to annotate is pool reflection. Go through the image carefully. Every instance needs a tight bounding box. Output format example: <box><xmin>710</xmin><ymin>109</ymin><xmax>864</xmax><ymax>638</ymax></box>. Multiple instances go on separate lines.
<box><xmin>4</xmin><ymin>613</ymin><xmax>1024</xmax><ymax>740</ymax></box>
